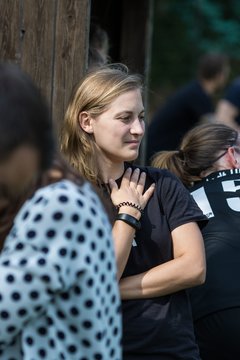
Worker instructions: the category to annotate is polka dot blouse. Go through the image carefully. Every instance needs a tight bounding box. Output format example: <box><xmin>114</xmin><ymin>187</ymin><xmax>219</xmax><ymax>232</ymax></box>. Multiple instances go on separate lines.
<box><xmin>0</xmin><ymin>180</ymin><xmax>122</xmax><ymax>360</ymax></box>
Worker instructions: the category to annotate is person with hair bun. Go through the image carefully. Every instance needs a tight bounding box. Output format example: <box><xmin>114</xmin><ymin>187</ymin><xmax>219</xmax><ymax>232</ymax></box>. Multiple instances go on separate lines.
<box><xmin>151</xmin><ymin>122</ymin><xmax>240</xmax><ymax>360</ymax></box>
<box><xmin>60</xmin><ymin>63</ymin><xmax>207</xmax><ymax>359</ymax></box>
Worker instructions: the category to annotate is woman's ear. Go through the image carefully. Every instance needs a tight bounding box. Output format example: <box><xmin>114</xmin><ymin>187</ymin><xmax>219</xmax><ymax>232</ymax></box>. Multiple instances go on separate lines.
<box><xmin>227</xmin><ymin>147</ymin><xmax>240</xmax><ymax>168</ymax></box>
<box><xmin>78</xmin><ymin>111</ymin><xmax>93</xmax><ymax>134</ymax></box>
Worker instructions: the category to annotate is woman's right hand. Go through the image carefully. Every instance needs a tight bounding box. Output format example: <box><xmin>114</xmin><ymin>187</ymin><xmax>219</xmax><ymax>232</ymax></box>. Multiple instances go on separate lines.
<box><xmin>109</xmin><ymin>168</ymin><xmax>155</xmax><ymax>280</ymax></box>
<box><xmin>108</xmin><ymin>167</ymin><xmax>155</xmax><ymax>217</ymax></box>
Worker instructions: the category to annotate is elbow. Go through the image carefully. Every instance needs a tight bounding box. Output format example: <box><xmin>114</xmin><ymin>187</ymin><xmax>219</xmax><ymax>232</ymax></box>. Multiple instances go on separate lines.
<box><xmin>195</xmin><ymin>265</ymin><xmax>206</xmax><ymax>285</ymax></box>
<box><xmin>190</xmin><ymin>262</ymin><xmax>206</xmax><ymax>286</ymax></box>
<box><xmin>184</xmin><ymin>256</ymin><xmax>206</xmax><ymax>287</ymax></box>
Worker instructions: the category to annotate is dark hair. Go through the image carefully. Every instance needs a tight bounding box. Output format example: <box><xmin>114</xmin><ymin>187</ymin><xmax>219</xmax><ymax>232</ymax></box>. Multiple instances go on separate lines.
<box><xmin>151</xmin><ymin>123</ymin><xmax>239</xmax><ymax>187</ymax></box>
<box><xmin>0</xmin><ymin>62</ymin><xmax>55</xmax><ymax>170</ymax></box>
<box><xmin>89</xmin><ymin>22</ymin><xmax>109</xmax><ymax>52</ymax></box>
<box><xmin>88</xmin><ymin>46</ymin><xmax>107</xmax><ymax>70</ymax></box>
<box><xmin>0</xmin><ymin>63</ymin><xmax>114</xmax><ymax>247</ymax></box>
<box><xmin>197</xmin><ymin>52</ymin><xmax>229</xmax><ymax>80</ymax></box>
<box><xmin>0</xmin><ymin>153</ymin><xmax>115</xmax><ymax>250</ymax></box>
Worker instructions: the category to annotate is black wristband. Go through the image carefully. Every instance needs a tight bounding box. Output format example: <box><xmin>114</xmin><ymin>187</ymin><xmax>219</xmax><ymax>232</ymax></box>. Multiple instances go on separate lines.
<box><xmin>116</xmin><ymin>213</ymin><xmax>141</xmax><ymax>231</ymax></box>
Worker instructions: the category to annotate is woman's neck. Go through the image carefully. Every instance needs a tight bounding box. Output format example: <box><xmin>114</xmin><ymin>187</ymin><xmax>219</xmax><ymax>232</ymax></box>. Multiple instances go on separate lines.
<box><xmin>201</xmin><ymin>165</ymin><xmax>232</xmax><ymax>178</ymax></box>
<box><xmin>98</xmin><ymin>156</ymin><xmax>125</xmax><ymax>183</ymax></box>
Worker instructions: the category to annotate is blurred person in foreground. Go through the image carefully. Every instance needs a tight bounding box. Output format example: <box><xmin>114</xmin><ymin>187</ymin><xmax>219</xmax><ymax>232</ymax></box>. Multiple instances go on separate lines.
<box><xmin>147</xmin><ymin>52</ymin><xmax>230</xmax><ymax>164</ymax></box>
<box><xmin>151</xmin><ymin>122</ymin><xmax>240</xmax><ymax>360</ymax></box>
<box><xmin>0</xmin><ymin>62</ymin><xmax>122</xmax><ymax>360</ymax></box>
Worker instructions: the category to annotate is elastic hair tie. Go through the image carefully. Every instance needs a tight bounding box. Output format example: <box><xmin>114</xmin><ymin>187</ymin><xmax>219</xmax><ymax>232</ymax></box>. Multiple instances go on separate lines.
<box><xmin>116</xmin><ymin>201</ymin><xmax>144</xmax><ymax>216</ymax></box>
<box><xmin>178</xmin><ymin>149</ymin><xmax>185</xmax><ymax>160</ymax></box>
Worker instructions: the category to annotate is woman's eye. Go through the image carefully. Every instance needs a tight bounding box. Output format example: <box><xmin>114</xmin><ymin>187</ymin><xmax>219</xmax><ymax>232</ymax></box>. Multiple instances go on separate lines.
<box><xmin>119</xmin><ymin>117</ymin><xmax>131</xmax><ymax>122</ymax></box>
<box><xmin>139</xmin><ymin>115</ymin><xmax>145</xmax><ymax>122</ymax></box>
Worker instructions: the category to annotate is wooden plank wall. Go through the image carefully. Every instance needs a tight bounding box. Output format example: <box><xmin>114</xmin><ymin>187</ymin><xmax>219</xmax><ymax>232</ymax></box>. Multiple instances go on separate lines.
<box><xmin>0</xmin><ymin>0</ymin><xmax>90</xmax><ymax>133</ymax></box>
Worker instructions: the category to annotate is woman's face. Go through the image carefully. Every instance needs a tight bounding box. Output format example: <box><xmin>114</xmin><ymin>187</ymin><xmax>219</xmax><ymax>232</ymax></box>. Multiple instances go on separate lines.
<box><xmin>0</xmin><ymin>145</ymin><xmax>40</xmax><ymax>201</ymax></box>
<box><xmin>90</xmin><ymin>89</ymin><xmax>145</xmax><ymax>163</ymax></box>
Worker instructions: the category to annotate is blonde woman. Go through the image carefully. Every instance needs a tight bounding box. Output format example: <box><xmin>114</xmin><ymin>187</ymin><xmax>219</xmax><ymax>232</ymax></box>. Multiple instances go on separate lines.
<box><xmin>61</xmin><ymin>64</ymin><xmax>207</xmax><ymax>359</ymax></box>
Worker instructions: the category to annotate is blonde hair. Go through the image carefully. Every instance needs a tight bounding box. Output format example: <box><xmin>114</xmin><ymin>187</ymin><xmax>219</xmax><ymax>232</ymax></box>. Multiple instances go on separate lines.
<box><xmin>151</xmin><ymin>123</ymin><xmax>239</xmax><ymax>187</ymax></box>
<box><xmin>60</xmin><ymin>64</ymin><xmax>143</xmax><ymax>186</ymax></box>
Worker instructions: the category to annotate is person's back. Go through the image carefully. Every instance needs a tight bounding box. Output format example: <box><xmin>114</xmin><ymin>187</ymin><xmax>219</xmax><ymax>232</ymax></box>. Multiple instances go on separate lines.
<box><xmin>147</xmin><ymin>53</ymin><xmax>229</xmax><ymax>164</ymax></box>
<box><xmin>190</xmin><ymin>169</ymin><xmax>240</xmax><ymax>316</ymax></box>
<box><xmin>151</xmin><ymin>122</ymin><xmax>240</xmax><ymax>360</ymax></box>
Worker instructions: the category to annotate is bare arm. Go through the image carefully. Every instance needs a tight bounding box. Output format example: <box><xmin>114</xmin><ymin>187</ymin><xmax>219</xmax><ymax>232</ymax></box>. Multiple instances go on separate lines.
<box><xmin>120</xmin><ymin>222</ymin><xmax>206</xmax><ymax>299</ymax></box>
<box><xmin>112</xmin><ymin>215</ymin><xmax>138</xmax><ymax>281</ymax></box>
<box><xmin>215</xmin><ymin>99</ymin><xmax>240</xmax><ymax>131</ymax></box>
<box><xmin>109</xmin><ymin>168</ymin><xmax>155</xmax><ymax>280</ymax></box>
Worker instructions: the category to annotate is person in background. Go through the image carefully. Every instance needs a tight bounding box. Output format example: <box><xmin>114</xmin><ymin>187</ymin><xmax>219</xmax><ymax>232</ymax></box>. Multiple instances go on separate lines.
<box><xmin>0</xmin><ymin>62</ymin><xmax>122</xmax><ymax>360</ymax></box>
<box><xmin>216</xmin><ymin>76</ymin><xmax>240</xmax><ymax>131</ymax></box>
<box><xmin>147</xmin><ymin>52</ymin><xmax>230</xmax><ymax>164</ymax></box>
<box><xmin>60</xmin><ymin>63</ymin><xmax>207</xmax><ymax>359</ymax></box>
<box><xmin>88</xmin><ymin>22</ymin><xmax>110</xmax><ymax>70</ymax></box>
<box><xmin>151</xmin><ymin>122</ymin><xmax>240</xmax><ymax>360</ymax></box>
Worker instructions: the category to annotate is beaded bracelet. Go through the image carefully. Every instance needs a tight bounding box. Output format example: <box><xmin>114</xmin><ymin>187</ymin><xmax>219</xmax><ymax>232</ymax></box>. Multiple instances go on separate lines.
<box><xmin>115</xmin><ymin>201</ymin><xmax>144</xmax><ymax>215</ymax></box>
<box><xmin>116</xmin><ymin>213</ymin><xmax>141</xmax><ymax>231</ymax></box>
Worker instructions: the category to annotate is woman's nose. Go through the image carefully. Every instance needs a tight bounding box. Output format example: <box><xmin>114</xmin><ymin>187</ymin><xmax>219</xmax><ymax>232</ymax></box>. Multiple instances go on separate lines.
<box><xmin>130</xmin><ymin>118</ymin><xmax>145</xmax><ymax>135</ymax></box>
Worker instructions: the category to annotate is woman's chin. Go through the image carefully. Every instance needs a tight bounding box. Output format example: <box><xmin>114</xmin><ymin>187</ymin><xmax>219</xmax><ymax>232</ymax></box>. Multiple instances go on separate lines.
<box><xmin>125</xmin><ymin>153</ymin><xmax>139</xmax><ymax>162</ymax></box>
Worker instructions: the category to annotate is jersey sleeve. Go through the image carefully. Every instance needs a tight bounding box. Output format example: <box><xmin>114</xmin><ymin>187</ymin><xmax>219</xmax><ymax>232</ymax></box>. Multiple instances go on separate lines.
<box><xmin>158</xmin><ymin>170</ymin><xmax>207</xmax><ymax>232</ymax></box>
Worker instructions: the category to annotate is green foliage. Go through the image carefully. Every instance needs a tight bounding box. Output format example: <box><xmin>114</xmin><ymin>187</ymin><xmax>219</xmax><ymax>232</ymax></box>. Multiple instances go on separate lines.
<box><xmin>150</xmin><ymin>0</ymin><xmax>240</xmax><ymax>95</ymax></box>
<box><xmin>179</xmin><ymin>0</ymin><xmax>240</xmax><ymax>56</ymax></box>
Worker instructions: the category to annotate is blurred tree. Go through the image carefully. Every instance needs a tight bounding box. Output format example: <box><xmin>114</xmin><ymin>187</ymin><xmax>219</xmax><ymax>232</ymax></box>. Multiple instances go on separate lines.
<box><xmin>149</xmin><ymin>0</ymin><xmax>240</xmax><ymax>116</ymax></box>
<box><xmin>181</xmin><ymin>0</ymin><xmax>240</xmax><ymax>59</ymax></box>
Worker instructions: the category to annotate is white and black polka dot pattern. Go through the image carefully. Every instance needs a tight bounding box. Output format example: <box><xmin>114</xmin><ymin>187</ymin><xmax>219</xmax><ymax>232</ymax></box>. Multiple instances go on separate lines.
<box><xmin>0</xmin><ymin>180</ymin><xmax>122</xmax><ymax>360</ymax></box>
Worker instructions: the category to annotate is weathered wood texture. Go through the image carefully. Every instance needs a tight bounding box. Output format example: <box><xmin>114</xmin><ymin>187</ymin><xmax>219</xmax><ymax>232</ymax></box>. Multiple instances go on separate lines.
<box><xmin>53</xmin><ymin>0</ymin><xmax>90</xmax><ymax>130</ymax></box>
<box><xmin>21</xmin><ymin>0</ymin><xmax>56</xmax><ymax>110</ymax></box>
<box><xmin>0</xmin><ymin>0</ymin><xmax>20</xmax><ymax>63</ymax></box>
<box><xmin>0</xmin><ymin>0</ymin><xmax>90</xmax><ymax>132</ymax></box>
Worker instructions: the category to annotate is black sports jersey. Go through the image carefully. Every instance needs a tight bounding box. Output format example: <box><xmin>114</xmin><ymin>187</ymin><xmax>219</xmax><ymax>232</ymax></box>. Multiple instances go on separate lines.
<box><xmin>189</xmin><ymin>169</ymin><xmax>240</xmax><ymax>321</ymax></box>
<box><xmin>119</xmin><ymin>164</ymin><xmax>207</xmax><ymax>359</ymax></box>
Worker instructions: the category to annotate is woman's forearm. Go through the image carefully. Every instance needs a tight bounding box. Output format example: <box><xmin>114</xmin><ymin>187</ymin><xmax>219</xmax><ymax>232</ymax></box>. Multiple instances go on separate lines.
<box><xmin>112</xmin><ymin>220</ymin><xmax>136</xmax><ymax>281</ymax></box>
<box><xmin>120</xmin><ymin>223</ymin><xmax>206</xmax><ymax>299</ymax></box>
<box><xmin>120</xmin><ymin>255</ymin><xmax>205</xmax><ymax>299</ymax></box>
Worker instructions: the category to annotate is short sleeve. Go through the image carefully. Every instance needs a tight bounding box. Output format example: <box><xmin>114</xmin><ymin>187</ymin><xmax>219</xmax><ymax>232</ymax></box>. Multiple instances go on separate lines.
<box><xmin>158</xmin><ymin>170</ymin><xmax>207</xmax><ymax>232</ymax></box>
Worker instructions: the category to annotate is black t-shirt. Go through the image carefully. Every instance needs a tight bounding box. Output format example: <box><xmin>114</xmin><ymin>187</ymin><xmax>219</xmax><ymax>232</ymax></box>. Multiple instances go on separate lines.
<box><xmin>121</xmin><ymin>165</ymin><xmax>207</xmax><ymax>359</ymax></box>
<box><xmin>223</xmin><ymin>77</ymin><xmax>240</xmax><ymax>125</ymax></box>
<box><xmin>189</xmin><ymin>169</ymin><xmax>240</xmax><ymax>321</ymax></box>
<box><xmin>146</xmin><ymin>80</ymin><xmax>213</xmax><ymax>163</ymax></box>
